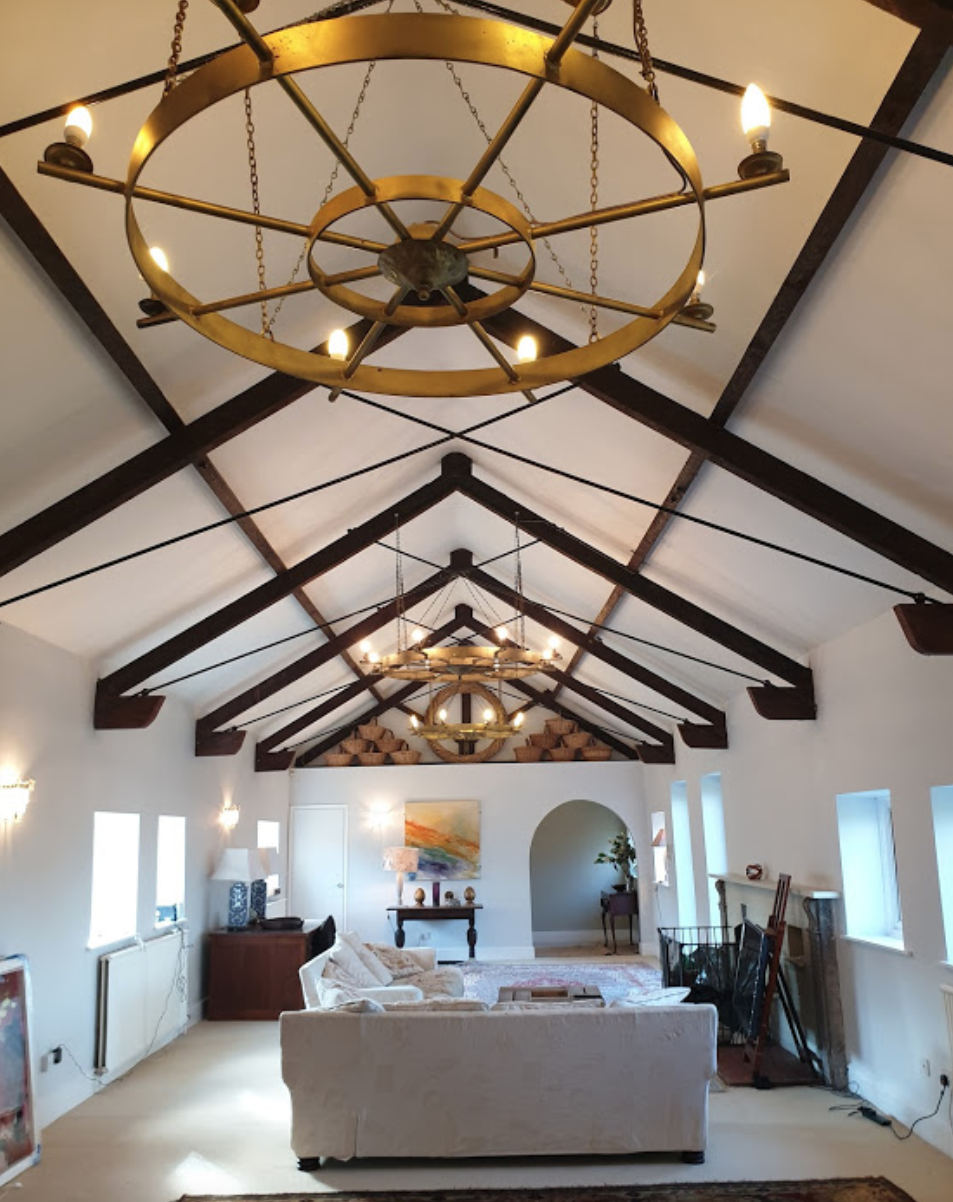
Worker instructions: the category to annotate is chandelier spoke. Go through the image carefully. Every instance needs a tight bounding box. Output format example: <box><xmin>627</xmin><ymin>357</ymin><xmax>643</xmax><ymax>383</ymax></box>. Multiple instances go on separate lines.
<box><xmin>468</xmin><ymin>319</ymin><xmax>519</xmax><ymax>382</ymax></box>
<box><xmin>470</xmin><ymin>266</ymin><xmax>662</xmax><ymax>320</ymax></box>
<box><xmin>323</xmin><ymin>265</ymin><xmax>384</xmax><ymax>288</ymax></box>
<box><xmin>191</xmin><ymin>279</ymin><xmax>316</xmax><ymax>318</ymax></box>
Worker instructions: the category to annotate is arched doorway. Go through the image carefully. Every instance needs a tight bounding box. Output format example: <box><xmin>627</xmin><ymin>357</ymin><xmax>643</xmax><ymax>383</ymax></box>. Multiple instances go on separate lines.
<box><xmin>529</xmin><ymin>800</ymin><xmax>637</xmax><ymax>955</ymax></box>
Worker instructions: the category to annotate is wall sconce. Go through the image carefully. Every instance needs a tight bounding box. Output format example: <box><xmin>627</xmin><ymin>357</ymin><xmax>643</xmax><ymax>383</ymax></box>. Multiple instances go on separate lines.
<box><xmin>0</xmin><ymin>779</ymin><xmax>34</xmax><ymax>823</ymax></box>
<box><xmin>219</xmin><ymin>802</ymin><xmax>240</xmax><ymax>831</ymax></box>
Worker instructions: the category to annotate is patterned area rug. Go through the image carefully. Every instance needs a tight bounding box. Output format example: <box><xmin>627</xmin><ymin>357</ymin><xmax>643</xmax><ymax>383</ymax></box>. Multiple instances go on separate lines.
<box><xmin>175</xmin><ymin>1178</ymin><xmax>917</xmax><ymax>1202</ymax></box>
<box><xmin>461</xmin><ymin>958</ymin><xmax>663</xmax><ymax>1005</ymax></box>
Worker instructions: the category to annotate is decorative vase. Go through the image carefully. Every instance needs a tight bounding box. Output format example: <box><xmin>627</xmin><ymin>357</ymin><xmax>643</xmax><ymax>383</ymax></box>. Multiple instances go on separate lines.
<box><xmin>432</xmin><ymin>881</ymin><xmax>440</xmax><ymax>906</ymax></box>
<box><xmin>463</xmin><ymin>886</ymin><xmax>476</xmax><ymax>904</ymax></box>
<box><xmin>226</xmin><ymin>881</ymin><xmax>250</xmax><ymax>929</ymax></box>
<box><xmin>414</xmin><ymin>887</ymin><xmax>426</xmax><ymax>906</ymax></box>
<box><xmin>249</xmin><ymin>877</ymin><xmax>267</xmax><ymax>921</ymax></box>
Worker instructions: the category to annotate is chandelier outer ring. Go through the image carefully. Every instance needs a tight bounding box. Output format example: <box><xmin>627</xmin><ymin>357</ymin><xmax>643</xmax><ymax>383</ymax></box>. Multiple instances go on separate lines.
<box><xmin>422</xmin><ymin>681</ymin><xmax>508</xmax><ymax>764</ymax></box>
<box><xmin>367</xmin><ymin>644</ymin><xmax>559</xmax><ymax>681</ymax></box>
<box><xmin>307</xmin><ymin>176</ymin><xmax>536</xmax><ymax>329</ymax></box>
<box><xmin>125</xmin><ymin>13</ymin><xmax>706</xmax><ymax>396</ymax></box>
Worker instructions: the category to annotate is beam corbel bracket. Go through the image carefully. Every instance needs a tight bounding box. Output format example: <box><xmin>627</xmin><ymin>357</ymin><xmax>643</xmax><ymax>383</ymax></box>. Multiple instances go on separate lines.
<box><xmin>255</xmin><ymin>746</ymin><xmax>296</xmax><ymax>773</ymax></box>
<box><xmin>678</xmin><ymin>722</ymin><xmax>729</xmax><ymax>749</ymax></box>
<box><xmin>747</xmin><ymin>682</ymin><xmax>816</xmax><ymax>721</ymax></box>
<box><xmin>195</xmin><ymin>728</ymin><xmax>247</xmax><ymax>756</ymax></box>
<box><xmin>637</xmin><ymin>741</ymin><xmax>677</xmax><ymax>765</ymax></box>
<box><xmin>894</xmin><ymin>603</ymin><xmax>953</xmax><ymax>655</ymax></box>
<box><xmin>94</xmin><ymin>683</ymin><xmax>165</xmax><ymax>729</ymax></box>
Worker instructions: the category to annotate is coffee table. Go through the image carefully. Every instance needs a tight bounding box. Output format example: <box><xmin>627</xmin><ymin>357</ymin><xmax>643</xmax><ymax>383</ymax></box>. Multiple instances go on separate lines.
<box><xmin>497</xmin><ymin>984</ymin><xmax>604</xmax><ymax>1004</ymax></box>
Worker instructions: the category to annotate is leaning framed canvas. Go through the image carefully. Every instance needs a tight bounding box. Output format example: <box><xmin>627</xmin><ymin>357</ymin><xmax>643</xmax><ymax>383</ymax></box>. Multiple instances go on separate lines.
<box><xmin>404</xmin><ymin>799</ymin><xmax>481</xmax><ymax>879</ymax></box>
<box><xmin>0</xmin><ymin>955</ymin><xmax>40</xmax><ymax>1187</ymax></box>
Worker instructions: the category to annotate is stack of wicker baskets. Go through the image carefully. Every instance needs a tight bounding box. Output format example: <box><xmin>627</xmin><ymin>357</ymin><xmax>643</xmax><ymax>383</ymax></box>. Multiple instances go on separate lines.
<box><xmin>325</xmin><ymin>724</ymin><xmax>421</xmax><ymax>767</ymax></box>
<box><xmin>513</xmin><ymin>717</ymin><xmax>611</xmax><ymax>762</ymax></box>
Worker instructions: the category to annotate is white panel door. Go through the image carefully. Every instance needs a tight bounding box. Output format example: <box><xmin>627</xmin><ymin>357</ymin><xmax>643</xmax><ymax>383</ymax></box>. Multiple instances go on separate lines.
<box><xmin>289</xmin><ymin>805</ymin><xmax>347</xmax><ymax>927</ymax></box>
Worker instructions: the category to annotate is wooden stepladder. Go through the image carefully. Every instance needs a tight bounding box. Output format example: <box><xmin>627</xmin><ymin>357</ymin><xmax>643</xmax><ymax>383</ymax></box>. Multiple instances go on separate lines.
<box><xmin>748</xmin><ymin>873</ymin><xmax>790</xmax><ymax>1086</ymax></box>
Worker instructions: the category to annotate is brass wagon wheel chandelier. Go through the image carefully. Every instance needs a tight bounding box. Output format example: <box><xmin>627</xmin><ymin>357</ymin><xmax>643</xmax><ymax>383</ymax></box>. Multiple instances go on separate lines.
<box><xmin>39</xmin><ymin>0</ymin><xmax>789</xmax><ymax>399</ymax></box>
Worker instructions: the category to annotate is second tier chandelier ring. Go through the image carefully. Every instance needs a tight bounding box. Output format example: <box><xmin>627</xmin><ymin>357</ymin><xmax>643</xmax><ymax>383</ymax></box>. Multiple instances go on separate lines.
<box><xmin>39</xmin><ymin>0</ymin><xmax>789</xmax><ymax>399</ymax></box>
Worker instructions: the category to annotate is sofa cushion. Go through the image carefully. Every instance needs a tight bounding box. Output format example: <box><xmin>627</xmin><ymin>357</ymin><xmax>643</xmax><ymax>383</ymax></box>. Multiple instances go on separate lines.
<box><xmin>324</xmin><ymin>937</ymin><xmax>381</xmax><ymax>990</ymax></box>
<box><xmin>366</xmin><ymin>942</ymin><xmax>430</xmax><ymax>979</ymax></box>
<box><xmin>410</xmin><ymin>965</ymin><xmax>466</xmax><ymax>998</ymax></box>
<box><xmin>339</xmin><ymin>930</ymin><xmax>393</xmax><ymax>986</ymax></box>
<box><xmin>491</xmin><ymin>999</ymin><xmax>604</xmax><ymax>1011</ymax></box>
<box><xmin>381</xmin><ymin>997</ymin><xmax>488</xmax><ymax>1012</ymax></box>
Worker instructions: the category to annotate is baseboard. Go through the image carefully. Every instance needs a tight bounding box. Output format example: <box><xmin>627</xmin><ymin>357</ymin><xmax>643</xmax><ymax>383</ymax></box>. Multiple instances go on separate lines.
<box><xmin>532</xmin><ymin>929</ymin><xmax>604</xmax><ymax>947</ymax></box>
<box><xmin>438</xmin><ymin>945</ymin><xmax>536</xmax><ymax>962</ymax></box>
<box><xmin>849</xmin><ymin>1064</ymin><xmax>953</xmax><ymax>1159</ymax></box>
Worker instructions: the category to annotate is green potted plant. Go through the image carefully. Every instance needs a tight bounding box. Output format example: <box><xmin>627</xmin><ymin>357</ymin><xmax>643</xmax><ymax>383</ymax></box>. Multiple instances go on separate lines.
<box><xmin>595</xmin><ymin>831</ymin><xmax>637</xmax><ymax>891</ymax></box>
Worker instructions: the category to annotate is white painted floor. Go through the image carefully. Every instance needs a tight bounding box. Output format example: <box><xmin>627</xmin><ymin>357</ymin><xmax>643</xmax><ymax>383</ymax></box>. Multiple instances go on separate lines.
<box><xmin>10</xmin><ymin>950</ymin><xmax>953</xmax><ymax>1202</ymax></box>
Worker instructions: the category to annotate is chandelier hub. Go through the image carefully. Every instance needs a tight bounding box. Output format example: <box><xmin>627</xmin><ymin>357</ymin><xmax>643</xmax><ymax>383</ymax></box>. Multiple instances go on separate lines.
<box><xmin>378</xmin><ymin>229</ymin><xmax>469</xmax><ymax>301</ymax></box>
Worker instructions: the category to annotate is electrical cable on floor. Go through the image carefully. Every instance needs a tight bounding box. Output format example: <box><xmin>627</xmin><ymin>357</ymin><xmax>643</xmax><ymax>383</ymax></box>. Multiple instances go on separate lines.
<box><xmin>890</xmin><ymin>1078</ymin><xmax>948</xmax><ymax>1140</ymax></box>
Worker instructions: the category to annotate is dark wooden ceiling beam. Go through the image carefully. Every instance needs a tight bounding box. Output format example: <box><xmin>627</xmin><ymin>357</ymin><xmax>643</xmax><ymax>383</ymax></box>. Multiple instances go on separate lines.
<box><xmin>455</xmin><ymin>465</ymin><xmax>814</xmax><ymax>698</ymax></box>
<box><xmin>95</xmin><ymin>458</ymin><xmax>461</xmax><ymax>715</ymax></box>
<box><xmin>195</xmin><ymin>566</ymin><xmax>455</xmax><ymax>749</ymax></box>
<box><xmin>476</xmin><ymin>295</ymin><xmax>953</xmax><ymax>598</ymax></box>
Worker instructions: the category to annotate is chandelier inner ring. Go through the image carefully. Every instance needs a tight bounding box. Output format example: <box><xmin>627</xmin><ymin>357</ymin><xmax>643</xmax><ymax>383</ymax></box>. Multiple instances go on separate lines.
<box><xmin>307</xmin><ymin>177</ymin><xmax>536</xmax><ymax>329</ymax></box>
<box><xmin>123</xmin><ymin>13</ymin><xmax>707</xmax><ymax>396</ymax></box>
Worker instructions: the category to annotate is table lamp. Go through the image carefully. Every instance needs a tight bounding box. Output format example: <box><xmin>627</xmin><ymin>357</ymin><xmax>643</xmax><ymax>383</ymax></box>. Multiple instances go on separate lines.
<box><xmin>211</xmin><ymin>847</ymin><xmax>267</xmax><ymax>929</ymax></box>
<box><xmin>382</xmin><ymin>846</ymin><xmax>419</xmax><ymax>905</ymax></box>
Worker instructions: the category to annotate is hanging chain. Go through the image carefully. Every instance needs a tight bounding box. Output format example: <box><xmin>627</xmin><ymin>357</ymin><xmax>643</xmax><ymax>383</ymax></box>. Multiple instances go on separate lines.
<box><xmin>243</xmin><ymin>89</ymin><xmax>274</xmax><ymax>339</ymax></box>
<box><xmin>264</xmin><ymin>2</ymin><xmax>391</xmax><ymax>336</ymax></box>
<box><xmin>426</xmin><ymin>0</ymin><xmax>589</xmax><ymax>318</ymax></box>
<box><xmin>394</xmin><ymin>516</ymin><xmax>406</xmax><ymax>653</ymax></box>
<box><xmin>513</xmin><ymin>519</ymin><xmax>526</xmax><ymax>650</ymax></box>
<box><xmin>588</xmin><ymin>18</ymin><xmax>600</xmax><ymax>344</ymax></box>
<box><xmin>632</xmin><ymin>0</ymin><xmax>659</xmax><ymax>103</ymax></box>
<box><xmin>163</xmin><ymin>0</ymin><xmax>190</xmax><ymax>96</ymax></box>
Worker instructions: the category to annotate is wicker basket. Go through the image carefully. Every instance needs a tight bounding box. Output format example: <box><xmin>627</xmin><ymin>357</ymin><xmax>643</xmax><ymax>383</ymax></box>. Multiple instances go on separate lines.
<box><xmin>340</xmin><ymin>737</ymin><xmax>369</xmax><ymax>754</ymax></box>
<box><xmin>390</xmin><ymin>749</ymin><xmax>421</xmax><ymax>765</ymax></box>
<box><xmin>581</xmin><ymin>745</ymin><xmax>612</xmax><ymax>761</ymax></box>
<box><xmin>548</xmin><ymin>745</ymin><xmax>577</xmax><ymax>761</ymax></box>
<box><xmin>325</xmin><ymin>752</ymin><xmax>353</xmax><ymax>767</ymax></box>
<box><xmin>563</xmin><ymin>731</ymin><xmax>593</xmax><ymax>749</ymax></box>
<box><xmin>528</xmin><ymin>731</ymin><xmax>560</xmax><ymax>749</ymax></box>
<box><xmin>514</xmin><ymin>744</ymin><xmax>544</xmax><ymax>763</ymax></box>
<box><xmin>545</xmin><ymin>717</ymin><xmax>577</xmax><ymax>736</ymax></box>
<box><xmin>357</xmin><ymin>751</ymin><xmax>387</xmax><ymax>766</ymax></box>
<box><xmin>375</xmin><ymin>737</ymin><xmax>405</xmax><ymax>754</ymax></box>
<box><xmin>358</xmin><ymin>723</ymin><xmax>387</xmax><ymax>742</ymax></box>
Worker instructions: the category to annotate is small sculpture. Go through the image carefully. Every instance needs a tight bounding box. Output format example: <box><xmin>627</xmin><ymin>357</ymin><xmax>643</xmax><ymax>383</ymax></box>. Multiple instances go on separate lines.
<box><xmin>463</xmin><ymin>886</ymin><xmax>476</xmax><ymax>904</ymax></box>
<box><xmin>444</xmin><ymin>890</ymin><xmax>462</xmax><ymax>906</ymax></box>
<box><xmin>745</xmin><ymin>863</ymin><xmax>765</xmax><ymax>881</ymax></box>
<box><xmin>413</xmin><ymin>887</ymin><xmax>426</xmax><ymax>906</ymax></box>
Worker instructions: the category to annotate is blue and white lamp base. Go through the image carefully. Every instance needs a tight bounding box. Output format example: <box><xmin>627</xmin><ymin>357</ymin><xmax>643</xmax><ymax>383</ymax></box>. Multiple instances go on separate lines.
<box><xmin>249</xmin><ymin>878</ymin><xmax>267</xmax><ymax>922</ymax></box>
<box><xmin>226</xmin><ymin>881</ymin><xmax>250</xmax><ymax>929</ymax></box>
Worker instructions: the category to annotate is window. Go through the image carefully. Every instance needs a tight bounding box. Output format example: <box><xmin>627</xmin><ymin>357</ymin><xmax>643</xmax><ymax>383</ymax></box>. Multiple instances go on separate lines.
<box><xmin>89</xmin><ymin>811</ymin><xmax>140</xmax><ymax>948</ymax></box>
<box><xmin>836</xmin><ymin>789</ymin><xmax>903</xmax><ymax>948</ymax></box>
<box><xmin>931</xmin><ymin>785</ymin><xmax>953</xmax><ymax>962</ymax></box>
<box><xmin>257</xmin><ymin>819</ymin><xmax>280</xmax><ymax>898</ymax></box>
<box><xmin>670</xmin><ymin>782</ymin><xmax>697</xmax><ymax>926</ymax></box>
<box><xmin>651</xmin><ymin>810</ymin><xmax>668</xmax><ymax>886</ymax></box>
<box><xmin>155</xmin><ymin>815</ymin><xmax>186</xmax><ymax>927</ymax></box>
<box><xmin>701</xmin><ymin>773</ymin><xmax>727</xmax><ymax>925</ymax></box>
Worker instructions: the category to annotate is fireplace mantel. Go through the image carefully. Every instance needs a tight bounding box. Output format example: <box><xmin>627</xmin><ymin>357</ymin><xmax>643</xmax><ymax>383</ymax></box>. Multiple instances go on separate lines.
<box><xmin>712</xmin><ymin>872</ymin><xmax>840</xmax><ymax>901</ymax></box>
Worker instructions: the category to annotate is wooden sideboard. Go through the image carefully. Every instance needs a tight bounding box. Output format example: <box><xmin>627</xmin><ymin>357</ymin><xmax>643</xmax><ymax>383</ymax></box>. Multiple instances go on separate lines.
<box><xmin>206</xmin><ymin>927</ymin><xmax>315</xmax><ymax>1020</ymax></box>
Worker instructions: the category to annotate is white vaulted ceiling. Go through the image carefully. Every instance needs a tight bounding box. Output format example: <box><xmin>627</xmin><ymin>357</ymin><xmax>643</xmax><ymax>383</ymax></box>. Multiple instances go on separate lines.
<box><xmin>0</xmin><ymin>0</ymin><xmax>950</xmax><ymax>766</ymax></box>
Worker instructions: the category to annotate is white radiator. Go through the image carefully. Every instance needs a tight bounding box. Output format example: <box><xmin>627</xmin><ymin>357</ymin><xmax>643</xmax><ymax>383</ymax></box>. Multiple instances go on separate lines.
<box><xmin>95</xmin><ymin>930</ymin><xmax>188</xmax><ymax>1076</ymax></box>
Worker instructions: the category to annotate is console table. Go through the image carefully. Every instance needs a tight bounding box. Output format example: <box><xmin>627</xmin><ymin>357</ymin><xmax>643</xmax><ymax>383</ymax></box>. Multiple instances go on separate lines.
<box><xmin>387</xmin><ymin>904</ymin><xmax>482</xmax><ymax>959</ymax></box>
<box><xmin>601</xmin><ymin>890</ymin><xmax>639</xmax><ymax>954</ymax></box>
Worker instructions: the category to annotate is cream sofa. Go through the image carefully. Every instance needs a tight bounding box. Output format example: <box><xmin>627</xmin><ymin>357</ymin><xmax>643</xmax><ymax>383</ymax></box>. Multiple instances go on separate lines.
<box><xmin>280</xmin><ymin>1001</ymin><xmax>718</xmax><ymax>1166</ymax></box>
<box><xmin>299</xmin><ymin>942</ymin><xmax>465</xmax><ymax>1008</ymax></box>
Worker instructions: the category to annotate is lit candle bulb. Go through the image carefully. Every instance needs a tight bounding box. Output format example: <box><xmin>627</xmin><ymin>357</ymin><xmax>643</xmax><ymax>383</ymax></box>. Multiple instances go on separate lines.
<box><xmin>514</xmin><ymin>712</ymin><xmax>525</xmax><ymax>728</ymax></box>
<box><xmin>548</xmin><ymin>635</ymin><xmax>560</xmax><ymax>649</ymax></box>
<box><xmin>482</xmin><ymin>708</ymin><xmax>495</xmax><ymax>723</ymax></box>
<box><xmin>496</xmin><ymin>625</ymin><xmax>509</xmax><ymax>642</ymax></box>
<box><xmin>438</xmin><ymin>708</ymin><xmax>448</xmax><ymax>723</ymax></box>
<box><xmin>410</xmin><ymin>715</ymin><xmax>419</xmax><ymax>730</ymax></box>
<box><xmin>516</xmin><ymin>335</ymin><xmax>537</xmax><ymax>363</ymax></box>
<box><xmin>738</xmin><ymin>84</ymin><xmax>783</xmax><ymax>180</ymax></box>
<box><xmin>360</xmin><ymin>640</ymin><xmax>372</xmax><ymax>654</ymax></box>
<box><xmin>410</xmin><ymin>628</ymin><xmax>425</xmax><ymax>644</ymax></box>
<box><xmin>44</xmin><ymin>104</ymin><xmax>94</xmax><ymax>173</ymax></box>
<box><xmin>64</xmin><ymin>105</ymin><xmax>93</xmax><ymax>149</ymax></box>
<box><xmin>328</xmin><ymin>328</ymin><xmax>348</xmax><ymax>361</ymax></box>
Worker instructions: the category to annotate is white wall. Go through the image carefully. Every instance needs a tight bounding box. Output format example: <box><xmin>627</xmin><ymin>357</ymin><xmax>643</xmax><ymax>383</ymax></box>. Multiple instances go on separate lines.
<box><xmin>290</xmin><ymin>760</ymin><xmax>647</xmax><ymax>960</ymax></box>
<box><xmin>641</xmin><ymin>607</ymin><xmax>953</xmax><ymax>1160</ymax></box>
<box><xmin>0</xmin><ymin>623</ymin><xmax>290</xmax><ymax>1129</ymax></box>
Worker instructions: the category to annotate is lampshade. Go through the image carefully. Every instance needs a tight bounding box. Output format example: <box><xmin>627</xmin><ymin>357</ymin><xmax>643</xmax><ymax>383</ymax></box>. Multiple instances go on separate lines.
<box><xmin>211</xmin><ymin>847</ymin><xmax>266</xmax><ymax>882</ymax></box>
<box><xmin>262</xmin><ymin>847</ymin><xmax>281</xmax><ymax>874</ymax></box>
<box><xmin>382</xmin><ymin>847</ymin><xmax>419</xmax><ymax>874</ymax></box>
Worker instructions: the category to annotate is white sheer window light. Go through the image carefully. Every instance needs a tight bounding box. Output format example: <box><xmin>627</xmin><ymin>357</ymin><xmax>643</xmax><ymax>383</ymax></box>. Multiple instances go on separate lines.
<box><xmin>701</xmin><ymin>772</ymin><xmax>727</xmax><ymax>925</ymax></box>
<box><xmin>651</xmin><ymin>810</ymin><xmax>668</xmax><ymax>886</ymax></box>
<box><xmin>931</xmin><ymin>785</ymin><xmax>953</xmax><ymax>963</ymax></box>
<box><xmin>156</xmin><ymin>815</ymin><xmax>186</xmax><ymax>927</ymax></box>
<box><xmin>670</xmin><ymin>781</ymin><xmax>697</xmax><ymax>926</ymax></box>
<box><xmin>258</xmin><ymin>819</ymin><xmax>280</xmax><ymax>897</ymax></box>
<box><xmin>89</xmin><ymin>811</ymin><xmax>140</xmax><ymax>948</ymax></box>
<box><xmin>836</xmin><ymin>788</ymin><xmax>904</xmax><ymax>949</ymax></box>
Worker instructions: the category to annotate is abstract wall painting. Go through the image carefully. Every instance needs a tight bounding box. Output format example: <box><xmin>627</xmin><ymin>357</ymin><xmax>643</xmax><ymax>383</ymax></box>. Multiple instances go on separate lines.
<box><xmin>404</xmin><ymin>800</ymin><xmax>481</xmax><ymax>880</ymax></box>
<box><xmin>0</xmin><ymin>955</ymin><xmax>40</xmax><ymax>1187</ymax></box>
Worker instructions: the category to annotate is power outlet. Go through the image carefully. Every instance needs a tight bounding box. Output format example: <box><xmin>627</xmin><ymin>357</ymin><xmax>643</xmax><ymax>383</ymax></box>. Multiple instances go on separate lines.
<box><xmin>941</xmin><ymin>1072</ymin><xmax>951</xmax><ymax>1089</ymax></box>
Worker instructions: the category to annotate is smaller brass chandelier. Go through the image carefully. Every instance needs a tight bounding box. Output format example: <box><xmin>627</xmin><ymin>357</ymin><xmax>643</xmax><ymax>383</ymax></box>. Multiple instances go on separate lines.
<box><xmin>411</xmin><ymin>707</ymin><xmax>525</xmax><ymax>741</ymax></box>
<box><xmin>408</xmin><ymin>680</ymin><xmax>527</xmax><ymax>762</ymax></box>
<box><xmin>360</xmin><ymin>522</ymin><xmax>561</xmax><ymax>684</ymax></box>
